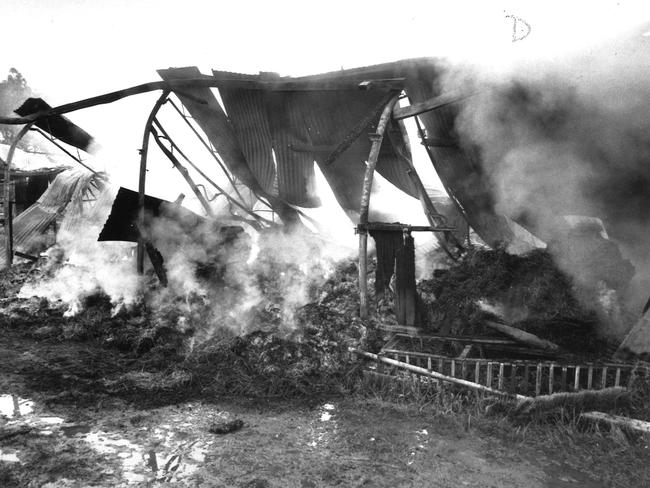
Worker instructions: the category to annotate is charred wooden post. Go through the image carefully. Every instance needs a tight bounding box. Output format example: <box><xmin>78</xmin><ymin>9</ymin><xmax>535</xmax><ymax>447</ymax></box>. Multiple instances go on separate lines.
<box><xmin>137</xmin><ymin>90</ymin><xmax>170</xmax><ymax>275</ymax></box>
<box><xmin>3</xmin><ymin>122</ymin><xmax>35</xmax><ymax>268</ymax></box>
<box><xmin>358</xmin><ymin>93</ymin><xmax>401</xmax><ymax>320</ymax></box>
<box><xmin>485</xmin><ymin>320</ymin><xmax>560</xmax><ymax>352</ymax></box>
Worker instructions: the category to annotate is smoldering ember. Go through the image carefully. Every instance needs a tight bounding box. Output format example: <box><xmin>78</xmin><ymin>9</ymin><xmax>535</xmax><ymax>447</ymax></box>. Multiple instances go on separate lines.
<box><xmin>0</xmin><ymin>48</ymin><xmax>650</xmax><ymax>488</ymax></box>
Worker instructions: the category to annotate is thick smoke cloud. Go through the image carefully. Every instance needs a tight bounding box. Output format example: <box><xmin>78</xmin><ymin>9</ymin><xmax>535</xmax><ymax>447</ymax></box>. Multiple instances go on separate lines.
<box><xmin>448</xmin><ymin>27</ymin><xmax>650</xmax><ymax>314</ymax></box>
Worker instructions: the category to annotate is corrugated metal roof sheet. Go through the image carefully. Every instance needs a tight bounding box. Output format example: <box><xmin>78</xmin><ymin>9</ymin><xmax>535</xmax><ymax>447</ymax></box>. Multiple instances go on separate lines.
<box><xmin>158</xmin><ymin>59</ymin><xmax>514</xmax><ymax>245</ymax></box>
<box><xmin>218</xmin><ymin>88</ymin><xmax>277</xmax><ymax>195</ymax></box>
<box><xmin>0</xmin><ymin>169</ymin><xmax>95</xmax><ymax>266</ymax></box>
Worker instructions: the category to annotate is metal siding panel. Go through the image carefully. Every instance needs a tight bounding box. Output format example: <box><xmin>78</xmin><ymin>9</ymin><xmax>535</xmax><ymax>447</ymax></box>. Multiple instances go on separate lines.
<box><xmin>296</xmin><ymin>90</ymin><xmax>417</xmax><ymax>210</ymax></box>
<box><xmin>265</xmin><ymin>91</ymin><xmax>320</xmax><ymax>207</ymax></box>
<box><xmin>158</xmin><ymin>68</ymin><xmax>262</xmax><ymax>193</ymax></box>
<box><xmin>219</xmin><ymin>89</ymin><xmax>277</xmax><ymax>195</ymax></box>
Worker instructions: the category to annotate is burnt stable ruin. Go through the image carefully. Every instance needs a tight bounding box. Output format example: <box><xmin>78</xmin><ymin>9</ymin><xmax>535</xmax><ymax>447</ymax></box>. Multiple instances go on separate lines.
<box><xmin>1</xmin><ymin>58</ymin><xmax>648</xmax><ymax>410</ymax></box>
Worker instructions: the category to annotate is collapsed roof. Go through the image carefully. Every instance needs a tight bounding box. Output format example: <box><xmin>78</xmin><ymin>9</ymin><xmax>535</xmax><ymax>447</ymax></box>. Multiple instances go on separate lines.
<box><xmin>158</xmin><ymin>58</ymin><xmax>512</xmax><ymax>247</ymax></box>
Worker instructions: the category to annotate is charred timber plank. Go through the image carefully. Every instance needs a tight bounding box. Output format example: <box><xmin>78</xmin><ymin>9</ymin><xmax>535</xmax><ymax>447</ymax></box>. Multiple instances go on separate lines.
<box><xmin>14</xmin><ymin>251</ymin><xmax>38</xmax><ymax>261</ymax></box>
<box><xmin>485</xmin><ymin>320</ymin><xmax>561</xmax><ymax>352</ymax></box>
<box><xmin>358</xmin><ymin>222</ymin><xmax>456</xmax><ymax>232</ymax></box>
<box><xmin>358</xmin><ymin>78</ymin><xmax>406</xmax><ymax>90</ymax></box>
<box><xmin>392</xmin><ymin>91</ymin><xmax>472</xmax><ymax>120</ymax></box>
<box><xmin>580</xmin><ymin>411</ymin><xmax>650</xmax><ymax>434</ymax></box>
<box><xmin>421</xmin><ymin>137</ymin><xmax>459</xmax><ymax>148</ymax></box>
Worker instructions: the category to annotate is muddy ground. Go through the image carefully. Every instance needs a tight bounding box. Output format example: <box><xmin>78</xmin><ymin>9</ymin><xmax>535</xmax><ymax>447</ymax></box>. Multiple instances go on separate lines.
<box><xmin>1</xmin><ymin>323</ymin><xmax>649</xmax><ymax>488</ymax></box>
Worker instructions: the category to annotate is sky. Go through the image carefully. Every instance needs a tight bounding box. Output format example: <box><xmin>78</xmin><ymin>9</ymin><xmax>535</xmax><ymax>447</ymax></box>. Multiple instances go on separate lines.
<box><xmin>1</xmin><ymin>0</ymin><xmax>649</xmax><ymax>217</ymax></box>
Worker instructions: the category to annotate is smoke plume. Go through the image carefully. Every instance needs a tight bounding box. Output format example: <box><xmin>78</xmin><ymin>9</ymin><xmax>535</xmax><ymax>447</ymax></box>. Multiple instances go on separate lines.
<box><xmin>446</xmin><ymin>25</ymin><xmax>650</xmax><ymax>317</ymax></box>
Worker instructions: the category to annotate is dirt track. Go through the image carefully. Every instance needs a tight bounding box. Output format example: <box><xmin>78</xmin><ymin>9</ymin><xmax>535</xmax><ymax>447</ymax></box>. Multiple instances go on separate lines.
<box><xmin>1</xmin><ymin>327</ymin><xmax>633</xmax><ymax>488</ymax></box>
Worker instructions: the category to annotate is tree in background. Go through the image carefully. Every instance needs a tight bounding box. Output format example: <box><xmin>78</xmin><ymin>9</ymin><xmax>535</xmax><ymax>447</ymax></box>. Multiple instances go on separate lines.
<box><xmin>0</xmin><ymin>68</ymin><xmax>35</xmax><ymax>149</ymax></box>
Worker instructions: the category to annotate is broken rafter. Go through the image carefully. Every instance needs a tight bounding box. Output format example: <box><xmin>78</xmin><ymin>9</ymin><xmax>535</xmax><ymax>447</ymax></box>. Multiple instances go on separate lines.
<box><xmin>393</xmin><ymin>91</ymin><xmax>473</xmax><ymax>120</ymax></box>
<box><xmin>136</xmin><ymin>90</ymin><xmax>170</xmax><ymax>275</ymax></box>
<box><xmin>356</xmin><ymin>222</ymin><xmax>455</xmax><ymax>232</ymax></box>
<box><xmin>485</xmin><ymin>320</ymin><xmax>560</xmax><ymax>352</ymax></box>
<box><xmin>30</xmin><ymin>127</ymin><xmax>99</xmax><ymax>175</ymax></box>
<box><xmin>0</xmin><ymin>76</ymin><xmax>405</xmax><ymax>126</ymax></box>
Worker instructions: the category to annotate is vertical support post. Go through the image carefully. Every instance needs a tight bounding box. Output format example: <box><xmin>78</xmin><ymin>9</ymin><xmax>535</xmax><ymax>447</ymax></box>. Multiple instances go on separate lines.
<box><xmin>535</xmin><ymin>364</ymin><xmax>542</xmax><ymax>396</ymax></box>
<box><xmin>358</xmin><ymin>93</ymin><xmax>400</xmax><ymax>319</ymax></box>
<box><xmin>136</xmin><ymin>90</ymin><xmax>170</xmax><ymax>275</ymax></box>
<box><xmin>498</xmin><ymin>363</ymin><xmax>505</xmax><ymax>390</ymax></box>
<box><xmin>399</xmin><ymin>154</ymin><xmax>463</xmax><ymax>259</ymax></box>
<box><xmin>4</xmin><ymin>122</ymin><xmax>34</xmax><ymax>268</ymax></box>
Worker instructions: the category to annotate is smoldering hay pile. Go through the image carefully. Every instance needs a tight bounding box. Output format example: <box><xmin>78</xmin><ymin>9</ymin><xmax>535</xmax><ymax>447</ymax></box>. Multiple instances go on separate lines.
<box><xmin>417</xmin><ymin>248</ymin><xmax>611</xmax><ymax>355</ymax></box>
<box><xmin>3</xmin><ymin>188</ymin><xmax>391</xmax><ymax>397</ymax></box>
<box><xmin>446</xmin><ymin>32</ymin><xmax>650</xmax><ymax>324</ymax></box>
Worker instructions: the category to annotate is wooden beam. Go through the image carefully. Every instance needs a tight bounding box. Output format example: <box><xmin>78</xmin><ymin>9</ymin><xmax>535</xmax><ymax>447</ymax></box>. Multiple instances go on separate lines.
<box><xmin>0</xmin><ymin>75</ymin><xmax>407</xmax><ymax>125</ymax></box>
<box><xmin>136</xmin><ymin>90</ymin><xmax>170</xmax><ymax>275</ymax></box>
<box><xmin>421</xmin><ymin>137</ymin><xmax>459</xmax><ymax>148</ymax></box>
<box><xmin>358</xmin><ymin>93</ymin><xmax>401</xmax><ymax>320</ymax></box>
<box><xmin>485</xmin><ymin>320</ymin><xmax>560</xmax><ymax>352</ymax></box>
<box><xmin>358</xmin><ymin>78</ymin><xmax>405</xmax><ymax>91</ymax></box>
<box><xmin>30</xmin><ymin>127</ymin><xmax>99</xmax><ymax>174</ymax></box>
<box><xmin>581</xmin><ymin>411</ymin><xmax>650</xmax><ymax>434</ymax></box>
<box><xmin>357</xmin><ymin>222</ymin><xmax>455</xmax><ymax>232</ymax></box>
<box><xmin>393</xmin><ymin>91</ymin><xmax>472</xmax><ymax>120</ymax></box>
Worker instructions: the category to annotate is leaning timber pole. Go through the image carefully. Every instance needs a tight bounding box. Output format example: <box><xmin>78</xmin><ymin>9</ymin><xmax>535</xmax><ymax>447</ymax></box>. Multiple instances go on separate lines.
<box><xmin>3</xmin><ymin>122</ymin><xmax>35</xmax><ymax>268</ymax></box>
<box><xmin>358</xmin><ymin>93</ymin><xmax>401</xmax><ymax>320</ymax></box>
<box><xmin>136</xmin><ymin>90</ymin><xmax>170</xmax><ymax>275</ymax></box>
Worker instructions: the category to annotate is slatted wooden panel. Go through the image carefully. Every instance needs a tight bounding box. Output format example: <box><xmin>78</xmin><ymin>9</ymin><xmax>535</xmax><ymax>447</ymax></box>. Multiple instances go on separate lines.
<box><xmin>382</xmin><ymin>350</ymin><xmax>646</xmax><ymax>396</ymax></box>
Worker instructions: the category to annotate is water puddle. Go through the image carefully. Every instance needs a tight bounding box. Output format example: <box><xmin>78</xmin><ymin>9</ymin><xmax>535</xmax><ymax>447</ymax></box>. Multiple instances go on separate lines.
<box><xmin>80</xmin><ymin>429</ymin><xmax>209</xmax><ymax>483</ymax></box>
<box><xmin>407</xmin><ymin>428</ymin><xmax>430</xmax><ymax>465</ymax></box>
<box><xmin>0</xmin><ymin>451</ymin><xmax>20</xmax><ymax>463</ymax></box>
<box><xmin>0</xmin><ymin>394</ymin><xmax>34</xmax><ymax>418</ymax></box>
<box><xmin>307</xmin><ymin>403</ymin><xmax>338</xmax><ymax>448</ymax></box>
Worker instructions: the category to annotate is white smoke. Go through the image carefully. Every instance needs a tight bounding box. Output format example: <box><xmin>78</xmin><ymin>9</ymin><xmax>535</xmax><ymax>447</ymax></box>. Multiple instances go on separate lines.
<box><xmin>441</xmin><ymin>24</ymin><xmax>650</xmax><ymax>328</ymax></box>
